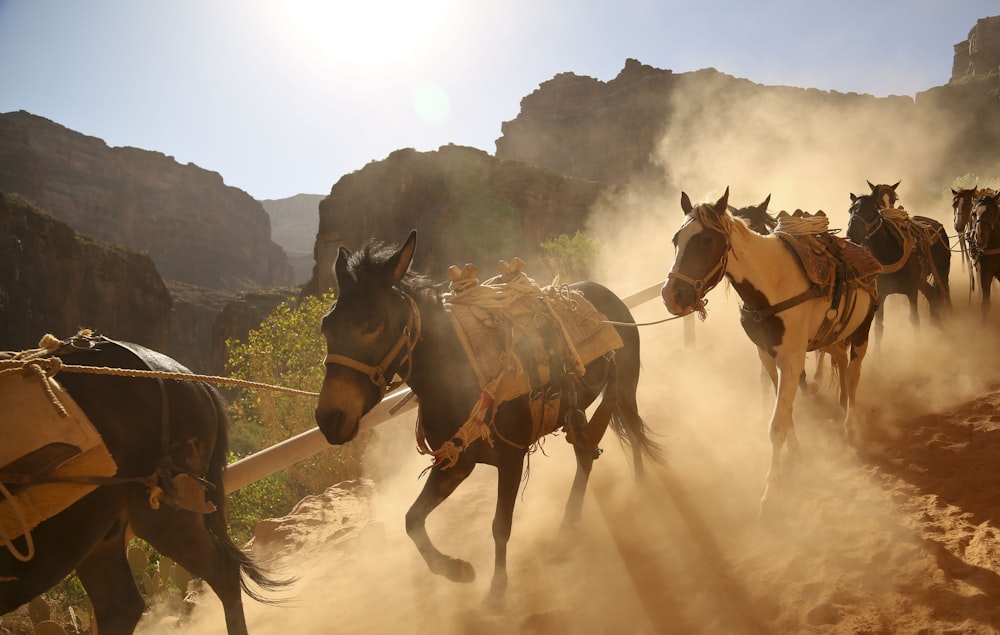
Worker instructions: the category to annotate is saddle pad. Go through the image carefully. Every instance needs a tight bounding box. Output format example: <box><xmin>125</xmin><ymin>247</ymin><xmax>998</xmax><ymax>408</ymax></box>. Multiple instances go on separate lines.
<box><xmin>447</xmin><ymin>286</ymin><xmax>623</xmax><ymax>405</ymax></box>
<box><xmin>0</xmin><ymin>371</ymin><xmax>117</xmax><ymax>541</ymax></box>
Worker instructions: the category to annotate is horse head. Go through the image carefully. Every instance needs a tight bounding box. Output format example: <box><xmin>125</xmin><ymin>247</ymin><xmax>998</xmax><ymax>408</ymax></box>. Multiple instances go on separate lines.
<box><xmin>846</xmin><ymin>192</ymin><xmax>882</xmax><ymax>245</ymax></box>
<box><xmin>867</xmin><ymin>180</ymin><xmax>900</xmax><ymax>209</ymax></box>
<box><xmin>730</xmin><ymin>194</ymin><xmax>774</xmax><ymax>235</ymax></box>
<box><xmin>972</xmin><ymin>192</ymin><xmax>1000</xmax><ymax>253</ymax></box>
<box><xmin>952</xmin><ymin>187</ymin><xmax>980</xmax><ymax>234</ymax></box>
<box><xmin>661</xmin><ymin>187</ymin><xmax>731</xmax><ymax>316</ymax></box>
<box><xmin>315</xmin><ymin>230</ymin><xmax>421</xmax><ymax>444</ymax></box>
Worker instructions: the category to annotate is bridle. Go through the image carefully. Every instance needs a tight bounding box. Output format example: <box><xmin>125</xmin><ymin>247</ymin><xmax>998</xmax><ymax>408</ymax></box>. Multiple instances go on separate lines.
<box><xmin>324</xmin><ymin>291</ymin><xmax>422</xmax><ymax>397</ymax></box>
<box><xmin>847</xmin><ymin>202</ymin><xmax>883</xmax><ymax>242</ymax></box>
<box><xmin>666</xmin><ymin>214</ymin><xmax>730</xmax><ymax>312</ymax></box>
<box><xmin>971</xmin><ymin>199</ymin><xmax>1000</xmax><ymax>258</ymax></box>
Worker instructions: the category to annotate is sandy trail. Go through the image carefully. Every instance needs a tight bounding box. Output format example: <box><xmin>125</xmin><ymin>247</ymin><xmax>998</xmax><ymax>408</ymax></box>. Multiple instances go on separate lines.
<box><xmin>140</xmin><ymin>291</ymin><xmax>1000</xmax><ymax>635</ymax></box>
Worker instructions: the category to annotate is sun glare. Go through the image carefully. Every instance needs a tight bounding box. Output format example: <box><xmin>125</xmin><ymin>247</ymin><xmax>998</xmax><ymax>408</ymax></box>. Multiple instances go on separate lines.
<box><xmin>269</xmin><ymin>0</ymin><xmax>458</xmax><ymax>72</ymax></box>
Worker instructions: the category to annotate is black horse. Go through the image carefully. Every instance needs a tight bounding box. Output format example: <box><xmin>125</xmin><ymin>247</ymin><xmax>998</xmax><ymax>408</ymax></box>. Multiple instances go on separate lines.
<box><xmin>314</xmin><ymin>231</ymin><xmax>662</xmax><ymax>605</ymax></box>
<box><xmin>969</xmin><ymin>192</ymin><xmax>1000</xmax><ymax>320</ymax></box>
<box><xmin>846</xmin><ymin>190</ymin><xmax>951</xmax><ymax>348</ymax></box>
<box><xmin>1</xmin><ymin>334</ymin><xmax>284</xmax><ymax>635</ymax></box>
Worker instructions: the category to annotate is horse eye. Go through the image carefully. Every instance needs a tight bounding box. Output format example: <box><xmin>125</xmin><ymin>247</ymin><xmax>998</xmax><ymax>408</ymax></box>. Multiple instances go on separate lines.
<box><xmin>361</xmin><ymin>319</ymin><xmax>381</xmax><ymax>335</ymax></box>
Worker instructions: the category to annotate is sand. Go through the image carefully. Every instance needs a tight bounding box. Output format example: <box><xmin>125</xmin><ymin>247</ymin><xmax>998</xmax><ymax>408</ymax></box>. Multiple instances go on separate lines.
<box><xmin>131</xmin><ymin>288</ymin><xmax>1000</xmax><ymax>635</ymax></box>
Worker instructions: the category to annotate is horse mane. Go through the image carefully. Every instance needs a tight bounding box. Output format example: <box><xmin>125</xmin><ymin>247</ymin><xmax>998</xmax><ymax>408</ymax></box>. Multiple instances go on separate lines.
<box><xmin>689</xmin><ymin>202</ymin><xmax>749</xmax><ymax>238</ymax></box>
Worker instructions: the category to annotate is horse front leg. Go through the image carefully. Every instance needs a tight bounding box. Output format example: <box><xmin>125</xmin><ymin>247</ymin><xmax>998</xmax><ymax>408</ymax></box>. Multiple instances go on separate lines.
<box><xmin>759</xmin><ymin>353</ymin><xmax>804</xmax><ymax>517</ymax></box>
<box><xmin>907</xmin><ymin>291</ymin><xmax>920</xmax><ymax>331</ymax></box>
<box><xmin>982</xmin><ymin>269</ymin><xmax>994</xmax><ymax>322</ymax></box>
<box><xmin>405</xmin><ymin>460</ymin><xmax>476</xmax><ymax>584</ymax></box>
<box><xmin>487</xmin><ymin>453</ymin><xmax>526</xmax><ymax>608</ymax></box>
<box><xmin>843</xmin><ymin>337</ymin><xmax>870</xmax><ymax>444</ymax></box>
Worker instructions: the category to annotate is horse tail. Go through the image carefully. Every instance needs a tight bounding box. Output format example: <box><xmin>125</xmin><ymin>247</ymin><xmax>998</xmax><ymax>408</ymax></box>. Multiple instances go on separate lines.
<box><xmin>609</xmin><ymin>318</ymin><xmax>666</xmax><ymax>468</ymax></box>
<box><xmin>204</xmin><ymin>385</ymin><xmax>292</xmax><ymax>604</ymax></box>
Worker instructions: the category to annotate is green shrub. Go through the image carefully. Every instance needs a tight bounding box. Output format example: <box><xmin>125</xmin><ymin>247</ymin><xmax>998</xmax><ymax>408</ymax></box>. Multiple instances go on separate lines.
<box><xmin>224</xmin><ymin>292</ymin><xmax>370</xmax><ymax>543</ymax></box>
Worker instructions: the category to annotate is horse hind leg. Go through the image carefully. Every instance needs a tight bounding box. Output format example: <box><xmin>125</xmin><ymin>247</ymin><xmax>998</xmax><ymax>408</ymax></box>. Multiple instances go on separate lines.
<box><xmin>562</xmin><ymin>368</ymin><xmax>618</xmax><ymax>529</ymax></box>
<box><xmin>75</xmin><ymin>517</ymin><xmax>146</xmax><ymax>635</ymax></box>
<box><xmin>128</xmin><ymin>500</ymin><xmax>252</xmax><ymax>635</ymax></box>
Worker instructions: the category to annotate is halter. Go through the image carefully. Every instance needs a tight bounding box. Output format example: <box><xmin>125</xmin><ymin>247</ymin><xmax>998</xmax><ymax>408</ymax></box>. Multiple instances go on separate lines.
<box><xmin>324</xmin><ymin>291</ymin><xmax>422</xmax><ymax>397</ymax></box>
<box><xmin>972</xmin><ymin>199</ymin><xmax>1000</xmax><ymax>258</ymax></box>
<box><xmin>667</xmin><ymin>213</ymin><xmax>731</xmax><ymax>311</ymax></box>
<box><xmin>847</xmin><ymin>205</ymin><xmax>883</xmax><ymax>241</ymax></box>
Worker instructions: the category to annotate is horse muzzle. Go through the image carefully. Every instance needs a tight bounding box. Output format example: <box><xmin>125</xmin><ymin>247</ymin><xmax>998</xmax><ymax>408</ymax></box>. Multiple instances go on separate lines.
<box><xmin>661</xmin><ymin>278</ymin><xmax>694</xmax><ymax>316</ymax></box>
<box><xmin>314</xmin><ymin>407</ymin><xmax>361</xmax><ymax>445</ymax></box>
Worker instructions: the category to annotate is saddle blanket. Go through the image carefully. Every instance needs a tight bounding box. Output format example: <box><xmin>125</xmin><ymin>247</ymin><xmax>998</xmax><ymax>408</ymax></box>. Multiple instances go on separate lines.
<box><xmin>0</xmin><ymin>370</ymin><xmax>117</xmax><ymax>541</ymax></box>
<box><xmin>444</xmin><ymin>260</ymin><xmax>623</xmax><ymax>406</ymax></box>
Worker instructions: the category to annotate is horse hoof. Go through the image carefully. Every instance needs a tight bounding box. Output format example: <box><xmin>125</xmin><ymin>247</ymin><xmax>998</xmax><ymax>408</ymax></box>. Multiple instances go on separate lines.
<box><xmin>433</xmin><ymin>557</ymin><xmax>476</xmax><ymax>583</ymax></box>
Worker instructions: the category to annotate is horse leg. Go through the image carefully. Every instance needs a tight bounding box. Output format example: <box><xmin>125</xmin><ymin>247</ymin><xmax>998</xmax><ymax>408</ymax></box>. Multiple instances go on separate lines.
<box><xmin>982</xmin><ymin>273</ymin><xmax>993</xmax><ymax>322</ymax></box>
<box><xmin>487</xmin><ymin>453</ymin><xmax>527</xmax><ymax>607</ymax></box>
<box><xmin>874</xmin><ymin>301</ymin><xmax>886</xmax><ymax>354</ymax></box>
<box><xmin>843</xmin><ymin>334</ymin><xmax>871</xmax><ymax>444</ymax></box>
<box><xmin>756</xmin><ymin>347</ymin><xmax>778</xmax><ymax>417</ymax></box>
<box><xmin>907</xmin><ymin>290</ymin><xmax>920</xmax><ymax>331</ymax></box>
<box><xmin>128</xmin><ymin>500</ymin><xmax>251</xmax><ymax>635</ymax></box>
<box><xmin>759</xmin><ymin>353</ymin><xmax>804</xmax><ymax>517</ymax></box>
<box><xmin>562</xmin><ymin>389</ymin><xmax>615</xmax><ymax>530</ymax></box>
<box><xmin>405</xmin><ymin>461</ymin><xmax>477</xmax><ymax>583</ymax></box>
<box><xmin>75</xmin><ymin>517</ymin><xmax>146</xmax><ymax>635</ymax></box>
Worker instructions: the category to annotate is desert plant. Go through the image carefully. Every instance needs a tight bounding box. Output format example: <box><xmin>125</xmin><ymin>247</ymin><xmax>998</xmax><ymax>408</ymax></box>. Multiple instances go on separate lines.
<box><xmin>224</xmin><ymin>292</ymin><xmax>370</xmax><ymax>542</ymax></box>
<box><xmin>540</xmin><ymin>231</ymin><xmax>601</xmax><ymax>281</ymax></box>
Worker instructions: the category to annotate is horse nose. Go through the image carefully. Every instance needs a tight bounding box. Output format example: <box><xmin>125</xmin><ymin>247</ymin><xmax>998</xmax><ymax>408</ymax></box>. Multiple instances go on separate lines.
<box><xmin>661</xmin><ymin>280</ymin><xmax>689</xmax><ymax>313</ymax></box>
<box><xmin>314</xmin><ymin>407</ymin><xmax>358</xmax><ymax>445</ymax></box>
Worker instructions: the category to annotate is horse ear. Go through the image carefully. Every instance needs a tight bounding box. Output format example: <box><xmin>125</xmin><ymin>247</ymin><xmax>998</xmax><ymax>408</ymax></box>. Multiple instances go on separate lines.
<box><xmin>760</xmin><ymin>194</ymin><xmax>771</xmax><ymax>210</ymax></box>
<box><xmin>891</xmin><ymin>181</ymin><xmax>900</xmax><ymax>191</ymax></box>
<box><xmin>335</xmin><ymin>246</ymin><xmax>352</xmax><ymax>286</ymax></box>
<box><xmin>867</xmin><ymin>180</ymin><xmax>876</xmax><ymax>192</ymax></box>
<box><xmin>715</xmin><ymin>187</ymin><xmax>730</xmax><ymax>213</ymax></box>
<box><xmin>680</xmin><ymin>191</ymin><xmax>693</xmax><ymax>215</ymax></box>
<box><xmin>952</xmin><ymin>188</ymin><xmax>959</xmax><ymax>196</ymax></box>
<box><xmin>388</xmin><ymin>230</ymin><xmax>417</xmax><ymax>284</ymax></box>
<box><xmin>850</xmin><ymin>192</ymin><xmax>858</xmax><ymax>202</ymax></box>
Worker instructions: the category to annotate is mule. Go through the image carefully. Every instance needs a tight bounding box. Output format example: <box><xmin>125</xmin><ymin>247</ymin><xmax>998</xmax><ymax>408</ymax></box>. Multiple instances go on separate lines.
<box><xmin>953</xmin><ymin>186</ymin><xmax>997</xmax><ymax>293</ymax></box>
<box><xmin>847</xmin><ymin>183</ymin><xmax>951</xmax><ymax>349</ymax></box>
<box><xmin>729</xmin><ymin>194</ymin><xmax>775</xmax><ymax>235</ymax></box>
<box><xmin>314</xmin><ymin>231</ymin><xmax>662</xmax><ymax>605</ymax></box>
<box><xmin>1</xmin><ymin>333</ymin><xmax>284</xmax><ymax>635</ymax></box>
<box><xmin>969</xmin><ymin>192</ymin><xmax>1000</xmax><ymax>319</ymax></box>
<box><xmin>660</xmin><ymin>189</ymin><xmax>878</xmax><ymax>514</ymax></box>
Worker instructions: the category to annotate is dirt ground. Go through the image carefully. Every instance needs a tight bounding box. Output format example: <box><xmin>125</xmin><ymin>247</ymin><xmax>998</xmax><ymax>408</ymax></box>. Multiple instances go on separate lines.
<box><xmin>121</xmin><ymin>286</ymin><xmax>1000</xmax><ymax>635</ymax></box>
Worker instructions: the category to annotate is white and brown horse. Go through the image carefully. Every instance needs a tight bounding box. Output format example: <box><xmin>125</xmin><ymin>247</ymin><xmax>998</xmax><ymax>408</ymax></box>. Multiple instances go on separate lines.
<box><xmin>660</xmin><ymin>188</ymin><xmax>878</xmax><ymax>514</ymax></box>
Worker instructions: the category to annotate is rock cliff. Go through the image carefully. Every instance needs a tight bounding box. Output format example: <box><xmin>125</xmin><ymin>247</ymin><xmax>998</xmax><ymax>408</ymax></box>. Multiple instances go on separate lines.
<box><xmin>261</xmin><ymin>194</ymin><xmax>324</xmax><ymax>284</ymax></box>
<box><xmin>495</xmin><ymin>59</ymin><xmax>1000</xmax><ymax>202</ymax></box>
<box><xmin>0</xmin><ymin>111</ymin><xmax>292</xmax><ymax>291</ymax></box>
<box><xmin>952</xmin><ymin>15</ymin><xmax>1000</xmax><ymax>83</ymax></box>
<box><xmin>307</xmin><ymin>145</ymin><xmax>605</xmax><ymax>294</ymax></box>
<box><xmin>0</xmin><ymin>192</ymin><xmax>171</xmax><ymax>352</ymax></box>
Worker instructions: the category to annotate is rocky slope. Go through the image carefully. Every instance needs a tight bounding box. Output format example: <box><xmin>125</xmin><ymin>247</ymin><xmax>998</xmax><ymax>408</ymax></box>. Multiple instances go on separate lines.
<box><xmin>0</xmin><ymin>192</ymin><xmax>171</xmax><ymax>352</ymax></box>
<box><xmin>0</xmin><ymin>111</ymin><xmax>292</xmax><ymax>291</ymax></box>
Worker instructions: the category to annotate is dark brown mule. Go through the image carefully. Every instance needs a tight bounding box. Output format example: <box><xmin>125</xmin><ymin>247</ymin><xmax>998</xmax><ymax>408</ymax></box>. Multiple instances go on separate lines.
<box><xmin>1</xmin><ymin>334</ymin><xmax>284</xmax><ymax>635</ymax></box>
<box><xmin>953</xmin><ymin>186</ymin><xmax>997</xmax><ymax>298</ymax></box>
<box><xmin>969</xmin><ymin>192</ymin><xmax>1000</xmax><ymax>319</ymax></box>
<box><xmin>314</xmin><ymin>231</ymin><xmax>662</xmax><ymax>606</ymax></box>
<box><xmin>729</xmin><ymin>194</ymin><xmax>775</xmax><ymax>235</ymax></box>
<box><xmin>847</xmin><ymin>182</ymin><xmax>951</xmax><ymax>349</ymax></box>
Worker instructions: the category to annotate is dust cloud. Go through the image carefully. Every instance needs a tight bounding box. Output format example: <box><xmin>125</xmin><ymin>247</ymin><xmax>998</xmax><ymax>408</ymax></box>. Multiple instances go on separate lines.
<box><xmin>139</xmin><ymin>88</ymin><xmax>1000</xmax><ymax>633</ymax></box>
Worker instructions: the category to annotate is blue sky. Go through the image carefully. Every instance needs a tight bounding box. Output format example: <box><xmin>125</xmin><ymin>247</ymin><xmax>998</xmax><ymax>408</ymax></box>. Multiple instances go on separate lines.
<box><xmin>0</xmin><ymin>1</ymin><xmax>995</xmax><ymax>200</ymax></box>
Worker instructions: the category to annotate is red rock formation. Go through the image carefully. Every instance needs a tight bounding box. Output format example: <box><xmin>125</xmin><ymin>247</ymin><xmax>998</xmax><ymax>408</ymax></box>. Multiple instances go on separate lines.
<box><xmin>307</xmin><ymin>145</ymin><xmax>604</xmax><ymax>295</ymax></box>
<box><xmin>0</xmin><ymin>111</ymin><xmax>292</xmax><ymax>291</ymax></box>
